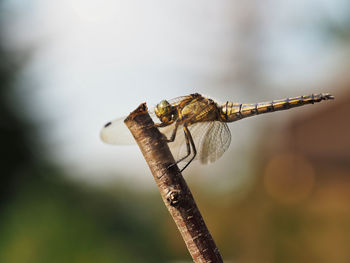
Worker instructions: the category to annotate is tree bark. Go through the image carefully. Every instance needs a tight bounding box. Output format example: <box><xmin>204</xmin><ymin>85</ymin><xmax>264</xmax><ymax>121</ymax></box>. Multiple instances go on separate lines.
<box><xmin>124</xmin><ymin>103</ymin><xmax>223</xmax><ymax>263</ymax></box>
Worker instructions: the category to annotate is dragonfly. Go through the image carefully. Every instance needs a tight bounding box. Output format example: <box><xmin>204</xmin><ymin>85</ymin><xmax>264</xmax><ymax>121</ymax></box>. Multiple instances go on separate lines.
<box><xmin>101</xmin><ymin>93</ymin><xmax>334</xmax><ymax>172</ymax></box>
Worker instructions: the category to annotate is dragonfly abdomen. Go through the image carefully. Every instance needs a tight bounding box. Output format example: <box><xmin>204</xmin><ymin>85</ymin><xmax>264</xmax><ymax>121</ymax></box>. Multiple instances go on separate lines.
<box><xmin>220</xmin><ymin>93</ymin><xmax>334</xmax><ymax>122</ymax></box>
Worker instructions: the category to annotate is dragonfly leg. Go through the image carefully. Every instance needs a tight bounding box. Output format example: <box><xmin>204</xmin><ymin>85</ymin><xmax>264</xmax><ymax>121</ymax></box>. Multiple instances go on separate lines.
<box><xmin>158</xmin><ymin>127</ymin><xmax>190</xmax><ymax>179</ymax></box>
<box><xmin>161</xmin><ymin>124</ymin><xmax>196</xmax><ymax>175</ymax></box>
<box><xmin>154</xmin><ymin>120</ymin><xmax>174</xmax><ymax>128</ymax></box>
<box><xmin>155</xmin><ymin>121</ymin><xmax>181</xmax><ymax>179</ymax></box>
<box><xmin>154</xmin><ymin>120</ymin><xmax>179</xmax><ymax>142</ymax></box>
<box><xmin>179</xmin><ymin>125</ymin><xmax>196</xmax><ymax>172</ymax></box>
<box><xmin>168</xmin><ymin>124</ymin><xmax>197</xmax><ymax>172</ymax></box>
<box><xmin>166</xmin><ymin>121</ymin><xmax>179</xmax><ymax>142</ymax></box>
<box><xmin>173</xmin><ymin>126</ymin><xmax>192</xmax><ymax>164</ymax></box>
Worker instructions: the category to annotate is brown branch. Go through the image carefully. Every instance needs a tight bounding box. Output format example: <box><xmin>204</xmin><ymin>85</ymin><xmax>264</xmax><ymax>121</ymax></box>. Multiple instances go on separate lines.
<box><xmin>124</xmin><ymin>103</ymin><xmax>223</xmax><ymax>263</ymax></box>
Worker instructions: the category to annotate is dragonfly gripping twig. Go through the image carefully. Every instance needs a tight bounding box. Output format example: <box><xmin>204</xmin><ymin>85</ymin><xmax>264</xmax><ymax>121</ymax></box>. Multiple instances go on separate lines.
<box><xmin>124</xmin><ymin>103</ymin><xmax>224</xmax><ymax>263</ymax></box>
<box><xmin>101</xmin><ymin>92</ymin><xmax>334</xmax><ymax>172</ymax></box>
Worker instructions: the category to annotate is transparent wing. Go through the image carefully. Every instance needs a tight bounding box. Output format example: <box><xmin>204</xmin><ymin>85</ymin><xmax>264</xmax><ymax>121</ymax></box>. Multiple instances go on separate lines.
<box><xmin>198</xmin><ymin>121</ymin><xmax>231</xmax><ymax>164</ymax></box>
<box><xmin>101</xmin><ymin>94</ymin><xmax>204</xmax><ymax>145</ymax></box>
<box><xmin>159</xmin><ymin>121</ymin><xmax>231</xmax><ymax>167</ymax></box>
<box><xmin>167</xmin><ymin>95</ymin><xmax>193</xmax><ymax>106</ymax></box>
<box><xmin>100</xmin><ymin>107</ymin><xmax>161</xmax><ymax>145</ymax></box>
<box><xmin>100</xmin><ymin>116</ymin><xmax>136</xmax><ymax>145</ymax></box>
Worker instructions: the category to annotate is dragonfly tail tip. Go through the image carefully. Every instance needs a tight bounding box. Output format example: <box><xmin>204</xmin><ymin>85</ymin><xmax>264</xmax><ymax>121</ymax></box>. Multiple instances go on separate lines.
<box><xmin>322</xmin><ymin>93</ymin><xmax>335</xmax><ymax>100</ymax></box>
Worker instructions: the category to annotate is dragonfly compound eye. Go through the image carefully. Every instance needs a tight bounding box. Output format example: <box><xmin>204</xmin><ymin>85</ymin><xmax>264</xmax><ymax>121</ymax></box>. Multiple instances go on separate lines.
<box><xmin>155</xmin><ymin>100</ymin><xmax>172</xmax><ymax>122</ymax></box>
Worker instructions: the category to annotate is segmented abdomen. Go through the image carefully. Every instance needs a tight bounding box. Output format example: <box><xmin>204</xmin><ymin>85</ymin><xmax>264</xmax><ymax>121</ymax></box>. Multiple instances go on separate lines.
<box><xmin>220</xmin><ymin>93</ymin><xmax>334</xmax><ymax>122</ymax></box>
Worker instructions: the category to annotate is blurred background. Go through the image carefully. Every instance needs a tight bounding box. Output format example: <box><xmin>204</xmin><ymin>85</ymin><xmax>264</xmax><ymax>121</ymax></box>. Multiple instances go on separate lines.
<box><xmin>1</xmin><ymin>0</ymin><xmax>349</xmax><ymax>262</ymax></box>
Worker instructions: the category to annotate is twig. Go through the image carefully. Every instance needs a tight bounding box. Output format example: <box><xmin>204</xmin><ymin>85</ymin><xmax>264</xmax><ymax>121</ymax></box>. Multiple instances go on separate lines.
<box><xmin>124</xmin><ymin>103</ymin><xmax>223</xmax><ymax>263</ymax></box>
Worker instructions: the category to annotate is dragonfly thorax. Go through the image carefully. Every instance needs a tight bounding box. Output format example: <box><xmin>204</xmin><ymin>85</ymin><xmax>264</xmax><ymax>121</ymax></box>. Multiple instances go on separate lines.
<box><xmin>154</xmin><ymin>99</ymin><xmax>176</xmax><ymax>123</ymax></box>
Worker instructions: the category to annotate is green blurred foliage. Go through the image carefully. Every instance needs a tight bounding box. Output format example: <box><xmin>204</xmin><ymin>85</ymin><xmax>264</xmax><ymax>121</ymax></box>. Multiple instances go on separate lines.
<box><xmin>0</xmin><ymin>174</ymin><xmax>173</xmax><ymax>263</ymax></box>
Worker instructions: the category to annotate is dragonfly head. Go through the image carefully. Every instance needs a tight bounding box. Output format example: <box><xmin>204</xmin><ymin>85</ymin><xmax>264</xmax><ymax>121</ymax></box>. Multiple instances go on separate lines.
<box><xmin>155</xmin><ymin>99</ymin><xmax>174</xmax><ymax>123</ymax></box>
